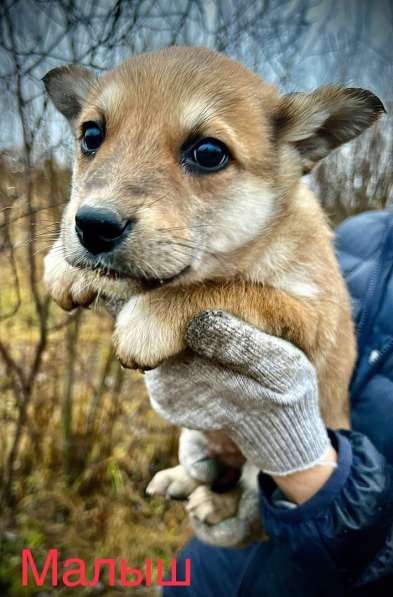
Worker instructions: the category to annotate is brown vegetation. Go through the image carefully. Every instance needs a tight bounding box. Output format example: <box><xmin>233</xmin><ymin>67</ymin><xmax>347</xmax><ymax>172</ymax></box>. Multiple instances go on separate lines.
<box><xmin>0</xmin><ymin>157</ymin><xmax>190</xmax><ymax>594</ymax></box>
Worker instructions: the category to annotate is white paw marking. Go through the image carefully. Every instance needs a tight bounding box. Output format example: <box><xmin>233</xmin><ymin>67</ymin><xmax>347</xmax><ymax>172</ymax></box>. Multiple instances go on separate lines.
<box><xmin>114</xmin><ymin>295</ymin><xmax>184</xmax><ymax>369</ymax></box>
<box><xmin>146</xmin><ymin>465</ymin><xmax>199</xmax><ymax>499</ymax></box>
<box><xmin>43</xmin><ymin>241</ymin><xmax>96</xmax><ymax>310</ymax></box>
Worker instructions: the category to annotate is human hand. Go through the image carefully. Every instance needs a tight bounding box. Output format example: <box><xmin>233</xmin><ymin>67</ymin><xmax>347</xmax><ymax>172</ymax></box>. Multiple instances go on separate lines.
<box><xmin>146</xmin><ymin>310</ymin><xmax>331</xmax><ymax>477</ymax></box>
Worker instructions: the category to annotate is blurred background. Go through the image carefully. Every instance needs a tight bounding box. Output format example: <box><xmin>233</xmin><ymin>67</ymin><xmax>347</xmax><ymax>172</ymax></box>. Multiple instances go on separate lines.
<box><xmin>0</xmin><ymin>0</ymin><xmax>392</xmax><ymax>594</ymax></box>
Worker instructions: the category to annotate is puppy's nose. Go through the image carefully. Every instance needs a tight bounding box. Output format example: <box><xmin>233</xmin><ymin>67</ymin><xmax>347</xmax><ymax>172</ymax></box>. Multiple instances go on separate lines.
<box><xmin>75</xmin><ymin>207</ymin><xmax>132</xmax><ymax>255</ymax></box>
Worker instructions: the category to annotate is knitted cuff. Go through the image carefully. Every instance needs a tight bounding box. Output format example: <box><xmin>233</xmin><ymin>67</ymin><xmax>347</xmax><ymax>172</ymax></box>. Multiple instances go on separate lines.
<box><xmin>232</xmin><ymin>398</ymin><xmax>331</xmax><ymax>476</ymax></box>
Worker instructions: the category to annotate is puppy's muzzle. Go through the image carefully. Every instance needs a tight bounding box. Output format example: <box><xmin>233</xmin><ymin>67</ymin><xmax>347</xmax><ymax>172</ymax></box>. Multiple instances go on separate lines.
<box><xmin>75</xmin><ymin>206</ymin><xmax>133</xmax><ymax>255</ymax></box>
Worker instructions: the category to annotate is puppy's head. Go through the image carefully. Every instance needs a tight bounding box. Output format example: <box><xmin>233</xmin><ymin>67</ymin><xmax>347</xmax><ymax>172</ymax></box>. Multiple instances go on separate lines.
<box><xmin>43</xmin><ymin>47</ymin><xmax>384</xmax><ymax>291</ymax></box>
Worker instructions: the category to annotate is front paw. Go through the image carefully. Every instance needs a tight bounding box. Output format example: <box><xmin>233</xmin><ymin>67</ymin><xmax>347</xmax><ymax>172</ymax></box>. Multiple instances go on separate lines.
<box><xmin>43</xmin><ymin>241</ymin><xmax>97</xmax><ymax>311</ymax></box>
<box><xmin>113</xmin><ymin>294</ymin><xmax>185</xmax><ymax>369</ymax></box>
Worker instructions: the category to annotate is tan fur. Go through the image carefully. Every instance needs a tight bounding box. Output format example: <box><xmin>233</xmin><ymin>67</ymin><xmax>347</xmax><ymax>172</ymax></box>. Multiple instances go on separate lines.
<box><xmin>43</xmin><ymin>47</ymin><xmax>385</xmax><ymax>439</ymax></box>
<box><xmin>113</xmin><ymin>197</ymin><xmax>353</xmax><ymax>429</ymax></box>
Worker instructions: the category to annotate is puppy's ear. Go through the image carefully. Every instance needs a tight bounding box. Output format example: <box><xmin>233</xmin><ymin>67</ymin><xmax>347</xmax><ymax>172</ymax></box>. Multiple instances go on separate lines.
<box><xmin>42</xmin><ymin>65</ymin><xmax>96</xmax><ymax>125</ymax></box>
<box><xmin>275</xmin><ymin>86</ymin><xmax>385</xmax><ymax>172</ymax></box>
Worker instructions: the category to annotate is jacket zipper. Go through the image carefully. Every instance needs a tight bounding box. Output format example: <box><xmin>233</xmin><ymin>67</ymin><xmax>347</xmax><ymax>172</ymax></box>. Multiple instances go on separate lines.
<box><xmin>368</xmin><ymin>337</ymin><xmax>393</xmax><ymax>368</ymax></box>
<box><xmin>352</xmin><ymin>337</ymin><xmax>393</xmax><ymax>399</ymax></box>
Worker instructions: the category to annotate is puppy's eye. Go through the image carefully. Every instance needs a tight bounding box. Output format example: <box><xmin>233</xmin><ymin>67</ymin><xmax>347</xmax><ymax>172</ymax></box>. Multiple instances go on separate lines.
<box><xmin>183</xmin><ymin>138</ymin><xmax>230</xmax><ymax>173</ymax></box>
<box><xmin>81</xmin><ymin>122</ymin><xmax>104</xmax><ymax>156</ymax></box>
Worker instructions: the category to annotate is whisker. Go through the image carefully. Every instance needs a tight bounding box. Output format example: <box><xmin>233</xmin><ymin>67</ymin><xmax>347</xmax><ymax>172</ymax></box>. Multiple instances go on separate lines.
<box><xmin>156</xmin><ymin>224</ymin><xmax>218</xmax><ymax>233</ymax></box>
<box><xmin>156</xmin><ymin>239</ymin><xmax>226</xmax><ymax>266</ymax></box>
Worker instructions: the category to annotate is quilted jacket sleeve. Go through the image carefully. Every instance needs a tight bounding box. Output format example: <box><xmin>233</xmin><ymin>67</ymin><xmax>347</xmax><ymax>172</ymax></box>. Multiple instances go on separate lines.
<box><xmin>249</xmin><ymin>430</ymin><xmax>393</xmax><ymax>596</ymax></box>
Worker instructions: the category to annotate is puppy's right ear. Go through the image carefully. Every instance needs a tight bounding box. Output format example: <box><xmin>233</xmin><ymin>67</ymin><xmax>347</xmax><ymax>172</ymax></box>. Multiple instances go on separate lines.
<box><xmin>42</xmin><ymin>66</ymin><xmax>96</xmax><ymax>126</ymax></box>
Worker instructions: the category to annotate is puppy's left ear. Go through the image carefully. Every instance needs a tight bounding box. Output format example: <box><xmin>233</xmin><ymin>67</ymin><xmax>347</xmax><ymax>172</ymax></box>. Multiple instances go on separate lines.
<box><xmin>275</xmin><ymin>86</ymin><xmax>385</xmax><ymax>173</ymax></box>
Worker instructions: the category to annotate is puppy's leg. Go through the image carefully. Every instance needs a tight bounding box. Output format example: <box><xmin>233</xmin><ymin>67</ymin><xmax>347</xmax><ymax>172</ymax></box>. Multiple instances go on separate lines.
<box><xmin>44</xmin><ymin>239</ymin><xmax>97</xmax><ymax>310</ymax></box>
<box><xmin>146</xmin><ymin>464</ymin><xmax>243</xmax><ymax>526</ymax></box>
<box><xmin>146</xmin><ymin>464</ymin><xmax>245</xmax><ymax>527</ymax></box>
<box><xmin>187</xmin><ymin>462</ymin><xmax>259</xmax><ymax>529</ymax></box>
<box><xmin>114</xmin><ymin>292</ymin><xmax>188</xmax><ymax>370</ymax></box>
<box><xmin>146</xmin><ymin>464</ymin><xmax>200</xmax><ymax>500</ymax></box>
<box><xmin>114</xmin><ymin>278</ymin><xmax>351</xmax><ymax>427</ymax></box>
<box><xmin>114</xmin><ymin>279</ymin><xmax>320</xmax><ymax>370</ymax></box>
<box><xmin>146</xmin><ymin>429</ymin><xmax>221</xmax><ymax>500</ymax></box>
<box><xmin>186</xmin><ymin>485</ymin><xmax>241</xmax><ymax>524</ymax></box>
<box><xmin>44</xmin><ymin>240</ymin><xmax>133</xmax><ymax>316</ymax></box>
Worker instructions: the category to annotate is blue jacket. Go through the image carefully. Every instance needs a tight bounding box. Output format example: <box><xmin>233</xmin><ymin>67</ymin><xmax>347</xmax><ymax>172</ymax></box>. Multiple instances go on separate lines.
<box><xmin>166</xmin><ymin>210</ymin><xmax>393</xmax><ymax>597</ymax></box>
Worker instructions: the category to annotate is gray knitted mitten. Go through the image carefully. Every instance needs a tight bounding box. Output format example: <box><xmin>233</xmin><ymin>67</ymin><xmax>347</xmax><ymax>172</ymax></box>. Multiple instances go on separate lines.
<box><xmin>146</xmin><ymin>310</ymin><xmax>330</xmax><ymax>476</ymax></box>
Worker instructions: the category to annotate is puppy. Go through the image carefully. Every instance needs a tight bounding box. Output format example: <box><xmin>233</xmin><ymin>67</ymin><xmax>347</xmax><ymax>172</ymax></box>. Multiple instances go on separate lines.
<box><xmin>43</xmin><ymin>47</ymin><xmax>384</xmax><ymax>529</ymax></box>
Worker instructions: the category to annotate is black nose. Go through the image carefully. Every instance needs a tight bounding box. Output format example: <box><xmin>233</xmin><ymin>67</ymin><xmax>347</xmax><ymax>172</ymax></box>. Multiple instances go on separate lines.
<box><xmin>75</xmin><ymin>207</ymin><xmax>131</xmax><ymax>255</ymax></box>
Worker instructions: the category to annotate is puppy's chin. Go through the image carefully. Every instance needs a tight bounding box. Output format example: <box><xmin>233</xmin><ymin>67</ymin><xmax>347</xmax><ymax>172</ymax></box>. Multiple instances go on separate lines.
<box><xmin>90</xmin><ymin>273</ymin><xmax>140</xmax><ymax>301</ymax></box>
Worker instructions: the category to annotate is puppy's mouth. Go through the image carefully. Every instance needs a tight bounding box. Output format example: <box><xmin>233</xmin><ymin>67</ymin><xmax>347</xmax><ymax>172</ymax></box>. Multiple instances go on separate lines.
<box><xmin>138</xmin><ymin>265</ymin><xmax>191</xmax><ymax>290</ymax></box>
<box><xmin>68</xmin><ymin>257</ymin><xmax>191</xmax><ymax>291</ymax></box>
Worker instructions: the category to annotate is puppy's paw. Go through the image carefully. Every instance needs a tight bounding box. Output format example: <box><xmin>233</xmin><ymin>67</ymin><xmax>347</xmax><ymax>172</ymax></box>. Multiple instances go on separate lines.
<box><xmin>43</xmin><ymin>242</ymin><xmax>97</xmax><ymax>311</ymax></box>
<box><xmin>186</xmin><ymin>485</ymin><xmax>241</xmax><ymax>525</ymax></box>
<box><xmin>113</xmin><ymin>294</ymin><xmax>186</xmax><ymax>369</ymax></box>
<box><xmin>146</xmin><ymin>465</ymin><xmax>199</xmax><ymax>500</ymax></box>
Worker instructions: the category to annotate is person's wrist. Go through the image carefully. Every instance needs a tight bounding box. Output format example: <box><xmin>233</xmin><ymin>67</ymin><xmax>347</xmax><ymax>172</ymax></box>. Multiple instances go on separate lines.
<box><xmin>272</xmin><ymin>445</ymin><xmax>338</xmax><ymax>504</ymax></box>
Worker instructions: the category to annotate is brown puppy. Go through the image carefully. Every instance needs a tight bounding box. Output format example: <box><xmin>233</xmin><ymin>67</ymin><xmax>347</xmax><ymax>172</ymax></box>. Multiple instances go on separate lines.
<box><xmin>43</xmin><ymin>47</ymin><xmax>383</xmax><ymax>477</ymax></box>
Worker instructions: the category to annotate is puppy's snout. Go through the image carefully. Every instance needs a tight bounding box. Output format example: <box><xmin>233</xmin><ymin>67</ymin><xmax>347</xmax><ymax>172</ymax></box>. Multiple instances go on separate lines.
<box><xmin>75</xmin><ymin>206</ymin><xmax>132</xmax><ymax>255</ymax></box>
